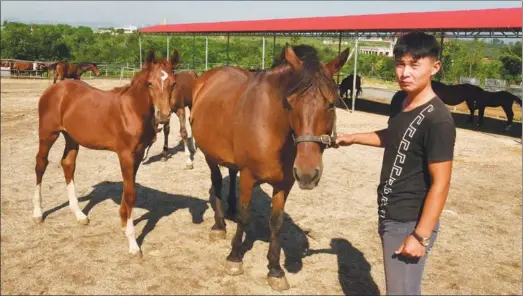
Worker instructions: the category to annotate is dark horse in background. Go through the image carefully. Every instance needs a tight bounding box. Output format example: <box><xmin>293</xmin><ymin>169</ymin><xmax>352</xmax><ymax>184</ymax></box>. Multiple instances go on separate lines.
<box><xmin>45</xmin><ymin>61</ymin><xmax>101</xmax><ymax>83</ymax></box>
<box><xmin>144</xmin><ymin>70</ymin><xmax>198</xmax><ymax>169</ymax></box>
<box><xmin>431</xmin><ymin>80</ymin><xmax>522</xmax><ymax>130</ymax></box>
<box><xmin>339</xmin><ymin>74</ymin><xmax>362</xmax><ymax>100</ymax></box>
<box><xmin>33</xmin><ymin>48</ymin><xmax>179</xmax><ymax>258</ymax></box>
<box><xmin>190</xmin><ymin>44</ymin><xmax>349</xmax><ymax>291</ymax></box>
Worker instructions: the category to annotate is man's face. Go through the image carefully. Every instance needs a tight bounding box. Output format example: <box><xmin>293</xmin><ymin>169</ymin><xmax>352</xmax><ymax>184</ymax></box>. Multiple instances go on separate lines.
<box><xmin>394</xmin><ymin>54</ymin><xmax>441</xmax><ymax>92</ymax></box>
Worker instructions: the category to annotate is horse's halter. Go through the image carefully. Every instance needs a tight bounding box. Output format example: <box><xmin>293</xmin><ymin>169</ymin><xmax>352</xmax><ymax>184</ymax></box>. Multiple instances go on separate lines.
<box><xmin>283</xmin><ymin>98</ymin><xmax>338</xmax><ymax>149</ymax></box>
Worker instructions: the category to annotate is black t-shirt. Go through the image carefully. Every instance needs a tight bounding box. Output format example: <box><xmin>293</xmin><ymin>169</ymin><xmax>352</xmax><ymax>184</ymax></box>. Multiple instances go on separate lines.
<box><xmin>377</xmin><ymin>91</ymin><xmax>456</xmax><ymax>222</ymax></box>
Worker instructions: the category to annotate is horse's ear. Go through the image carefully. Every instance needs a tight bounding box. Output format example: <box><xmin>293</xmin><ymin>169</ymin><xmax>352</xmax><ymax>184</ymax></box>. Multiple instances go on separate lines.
<box><xmin>145</xmin><ymin>49</ymin><xmax>155</xmax><ymax>66</ymax></box>
<box><xmin>324</xmin><ymin>47</ymin><xmax>350</xmax><ymax>77</ymax></box>
<box><xmin>170</xmin><ymin>49</ymin><xmax>180</xmax><ymax>69</ymax></box>
<box><xmin>284</xmin><ymin>43</ymin><xmax>302</xmax><ymax>70</ymax></box>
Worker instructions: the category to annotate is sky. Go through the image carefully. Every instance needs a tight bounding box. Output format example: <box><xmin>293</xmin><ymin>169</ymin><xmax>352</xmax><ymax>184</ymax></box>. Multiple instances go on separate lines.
<box><xmin>1</xmin><ymin>1</ymin><xmax>521</xmax><ymax>28</ymax></box>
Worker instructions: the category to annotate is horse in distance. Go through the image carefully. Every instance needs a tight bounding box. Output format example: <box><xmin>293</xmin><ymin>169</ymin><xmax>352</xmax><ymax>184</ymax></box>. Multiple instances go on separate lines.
<box><xmin>45</xmin><ymin>61</ymin><xmax>101</xmax><ymax>83</ymax></box>
<box><xmin>476</xmin><ymin>89</ymin><xmax>522</xmax><ymax>130</ymax></box>
<box><xmin>190</xmin><ymin>44</ymin><xmax>350</xmax><ymax>291</ymax></box>
<box><xmin>339</xmin><ymin>74</ymin><xmax>362</xmax><ymax>100</ymax></box>
<box><xmin>33</xmin><ymin>48</ymin><xmax>179</xmax><ymax>258</ymax></box>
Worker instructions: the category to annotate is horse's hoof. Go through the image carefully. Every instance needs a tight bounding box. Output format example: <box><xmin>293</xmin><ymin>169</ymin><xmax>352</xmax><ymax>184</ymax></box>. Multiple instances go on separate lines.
<box><xmin>161</xmin><ymin>156</ymin><xmax>168</xmax><ymax>162</ymax></box>
<box><xmin>209</xmin><ymin>230</ymin><xmax>227</xmax><ymax>241</ymax></box>
<box><xmin>129</xmin><ymin>249</ymin><xmax>143</xmax><ymax>259</ymax></box>
<box><xmin>225</xmin><ymin>260</ymin><xmax>243</xmax><ymax>276</ymax></box>
<box><xmin>185</xmin><ymin>163</ymin><xmax>194</xmax><ymax>170</ymax></box>
<box><xmin>267</xmin><ymin>275</ymin><xmax>290</xmax><ymax>291</ymax></box>
<box><xmin>77</xmin><ymin>217</ymin><xmax>90</xmax><ymax>225</ymax></box>
<box><xmin>32</xmin><ymin>216</ymin><xmax>43</xmax><ymax>223</ymax></box>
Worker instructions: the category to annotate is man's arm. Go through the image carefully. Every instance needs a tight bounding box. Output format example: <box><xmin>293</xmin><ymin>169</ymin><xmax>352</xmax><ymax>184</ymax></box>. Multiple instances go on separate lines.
<box><xmin>414</xmin><ymin>160</ymin><xmax>453</xmax><ymax>238</ymax></box>
<box><xmin>336</xmin><ymin>128</ymin><xmax>388</xmax><ymax>148</ymax></box>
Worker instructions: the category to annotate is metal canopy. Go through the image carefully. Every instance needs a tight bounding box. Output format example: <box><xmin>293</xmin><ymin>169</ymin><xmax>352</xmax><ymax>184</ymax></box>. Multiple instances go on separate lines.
<box><xmin>139</xmin><ymin>8</ymin><xmax>522</xmax><ymax>38</ymax></box>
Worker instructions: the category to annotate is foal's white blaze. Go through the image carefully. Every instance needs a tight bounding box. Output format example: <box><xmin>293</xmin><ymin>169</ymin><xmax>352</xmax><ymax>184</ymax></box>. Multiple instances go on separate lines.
<box><xmin>125</xmin><ymin>215</ymin><xmax>141</xmax><ymax>254</ymax></box>
<box><xmin>67</xmin><ymin>180</ymin><xmax>88</xmax><ymax>222</ymax></box>
<box><xmin>160</xmin><ymin>70</ymin><xmax>168</xmax><ymax>89</ymax></box>
<box><xmin>33</xmin><ymin>184</ymin><xmax>43</xmax><ymax>220</ymax></box>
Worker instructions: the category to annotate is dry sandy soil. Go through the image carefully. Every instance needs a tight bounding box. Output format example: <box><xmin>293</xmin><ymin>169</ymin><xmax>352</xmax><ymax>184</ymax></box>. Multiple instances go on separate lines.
<box><xmin>1</xmin><ymin>78</ymin><xmax>521</xmax><ymax>295</ymax></box>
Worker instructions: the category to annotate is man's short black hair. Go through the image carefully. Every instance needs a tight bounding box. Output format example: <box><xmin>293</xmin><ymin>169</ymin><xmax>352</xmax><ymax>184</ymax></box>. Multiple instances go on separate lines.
<box><xmin>393</xmin><ymin>31</ymin><xmax>440</xmax><ymax>61</ymax></box>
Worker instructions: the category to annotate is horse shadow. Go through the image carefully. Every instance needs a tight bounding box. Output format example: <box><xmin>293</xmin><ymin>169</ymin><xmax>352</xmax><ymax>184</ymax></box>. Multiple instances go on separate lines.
<box><xmin>142</xmin><ymin>139</ymin><xmax>185</xmax><ymax>165</ymax></box>
<box><xmin>339</xmin><ymin>97</ymin><xmax>522</xmax><ymax>139</ymax></box>
<box><xmin>219</xmin><ymin>176</ymin><xmax>310</xmax><ymax>273</ymax></box>
<box><xmin>42</xmin><ymin>181</ymin><xmax>209</xmax><ymax>247</ymax></box>
<box><xmin>305</xmin><ymin>238</ymin><xmax>380</xmax><ymax>295</ymax></box>
<box><xmin>219</xmin><ymin>177</ymin><xmax>379</xmax><ymax>292</ymax></box>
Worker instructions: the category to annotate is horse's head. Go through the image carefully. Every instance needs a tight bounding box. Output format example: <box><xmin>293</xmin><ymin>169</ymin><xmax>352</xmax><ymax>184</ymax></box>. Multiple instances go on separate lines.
<box><xmin>278</xmin><ymin>44</ymin><xmax>349</xmax><ymax>190</ymax></box>
<box><xmin>143</xmin><ymin>48</ymin><xmax>180</xmax><ymax>125</ymax></box>
<box><xmin>89</xmin><ymin>63</ymin><xmax>101</xmax><ymax>77</ymax></box>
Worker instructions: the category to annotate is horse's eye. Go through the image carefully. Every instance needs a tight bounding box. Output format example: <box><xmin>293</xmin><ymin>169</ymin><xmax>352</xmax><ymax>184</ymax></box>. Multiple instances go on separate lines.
<box><xmin>327</xmin><ymin>103</ymin><xmax>336</xmax><ymax>110</ymax></box>
<box><xmin>147</xmin><ymin>82</ymin><xmax>152</xmax><ymax>87</ymax></box>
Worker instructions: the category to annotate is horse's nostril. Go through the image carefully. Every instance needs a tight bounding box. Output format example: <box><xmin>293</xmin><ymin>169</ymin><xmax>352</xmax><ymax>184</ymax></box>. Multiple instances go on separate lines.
<box><xmin>312</xmin><ymin>168</ymin><xmax>320</xmax><ymax>181</ymax></box>
<box><xmin>293</xmin><ymin>167</ymin><xmax>300</xmax><ymax>182</ymax></box>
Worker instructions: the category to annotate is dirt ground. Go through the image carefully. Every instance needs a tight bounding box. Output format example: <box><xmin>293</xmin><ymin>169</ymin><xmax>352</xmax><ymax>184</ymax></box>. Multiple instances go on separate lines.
<box><xmin>1</xmin><ymin>78</ymin><xmax>521</xmax><ymax>295</ymax></box>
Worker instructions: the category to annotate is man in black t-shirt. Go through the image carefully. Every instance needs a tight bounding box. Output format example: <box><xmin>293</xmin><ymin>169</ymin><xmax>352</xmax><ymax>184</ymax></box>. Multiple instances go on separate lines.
<box><xmin>336</xmin><ymin>32</ymin><xmax>456</xmax><ymax>295</ymax></box>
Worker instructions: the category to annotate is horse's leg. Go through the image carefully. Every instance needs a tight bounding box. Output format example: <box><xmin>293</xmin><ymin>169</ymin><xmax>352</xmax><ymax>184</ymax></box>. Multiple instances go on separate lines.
<box><xmin>226</xmin><ymin>168</ymin><xmax>238</xmax><ymax>218</ymax></box>
<box><xmin>53</xmin><ymin>71</ymin><xmax>58</xmax><ymax>84</ymax></box>
<box><xmin>176</xmin><ymin>107</ymin><xmax>193</xmax><ymax>169</ymax></box>
<box><xmin>33</xmin><ymin>131</ymin><xmax>60</xmax><ymax>222</ymax></box>
<box><xmin>266</xmin><ymin>181</ymin><xmax>294</xmax><ymax>291</ymax></box>
<box><xmin>477</xmin><ymin>105</ymin><xmax>486</xmax><ymax>128</ymax></box>
<box><xmin>225</xmin><ymin>169</ymin><xmax>255</xmax><ymax>276</ymax></box>
<box><xmin>161</xmin><ymin>121</ymin><xmax>170</xmax><ymax>161</ymax></box>
<box><xmin>466</xmin><ymin>100</ymin><xmax>475</xmax><ymax>124</ymax></box>
<box><xmin>502</xmin><ymin>102</ymin><xmax>514</xmax><ymax>131</ymax></box>
<box><xmin>117</xmin><ymin>149</ymin><xmax>143</xmax><ymax>258</ymax></box>
<box><xmin>61</xmin><ymin>133</ymin><xmax>89</xmax><ymax>225</ymax></box>
<box><xmin>206</xmin><ymin>157</ymin><xmax>227</xmax><ymax>240</ymax></box>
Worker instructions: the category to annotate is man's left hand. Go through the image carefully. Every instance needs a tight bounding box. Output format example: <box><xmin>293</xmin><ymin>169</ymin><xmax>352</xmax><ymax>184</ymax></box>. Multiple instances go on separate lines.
<box><xmin>395</xmin><ymin>234</ymin><xmax>426</xmax><ymax>258</ymax></box>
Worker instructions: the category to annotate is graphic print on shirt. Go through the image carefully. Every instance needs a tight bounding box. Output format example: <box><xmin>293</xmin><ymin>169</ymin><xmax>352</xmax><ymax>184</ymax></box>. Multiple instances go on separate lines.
<box><xmin>378</xmin><ymin>104</ymin><xmax>434</xmax><ymax>219</ymax></box>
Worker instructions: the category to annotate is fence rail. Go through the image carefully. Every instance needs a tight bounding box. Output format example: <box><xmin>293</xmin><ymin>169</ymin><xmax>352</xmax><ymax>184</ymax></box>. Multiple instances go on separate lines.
<box><xmin>1</xmin><ymin>59</ymin><xmax>520</xmax><ymax>98</ymax></box>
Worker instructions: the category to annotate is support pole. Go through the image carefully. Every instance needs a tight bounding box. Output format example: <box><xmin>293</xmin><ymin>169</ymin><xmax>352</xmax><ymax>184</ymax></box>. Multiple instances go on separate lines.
<box><xmin>226</xmin><ymin>33</ymin><xmax>230</xmax><ymax>66</ymax></box>
<box><xmin>438</xmin><ymin>32</ymin><xmax>444</xmax><ymax>82</ymax></box>
<box><xmin>273</xmin><ymin>34</ymin><xmax>277</xmax><ymax>64</ymax></box>
<box><xmin>205</xmin><ymin>36</ymin><xmax>208</xmax><ymax>71</ymax></box>
<box><xmin>262</xmin><ymin>35</ymin><xmax>266</xmax><ymax>70</ymax></box>
<box><xmin>336</xmin><ymin>32</ymin><xmax>342</xmax><ymax>85</ymax></box>
<box><xmin>192</xmin><ymin>34</ymin><xmax>196</xmax><ymax>70</ymax></box>
<box><xmin>139</xmin><ymin>34</ymin><xmax>142</xmax><ymax>69</ymax></box>
<box><xmin>351</xmin><ymin>33</ymin><xmax>359</xmax><ymax>113</ymax></box>
<box><xmin>166</xmin><ymin>36</ymin><xmax>169</xmax><ymax>58</ymax></box>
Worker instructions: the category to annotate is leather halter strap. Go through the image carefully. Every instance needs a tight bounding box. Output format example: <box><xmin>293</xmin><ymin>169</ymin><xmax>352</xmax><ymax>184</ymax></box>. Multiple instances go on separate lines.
<box><xmin>292</xmin><ymin>107</ymin><xmax>338</xmax><ymax>148</ymax></box>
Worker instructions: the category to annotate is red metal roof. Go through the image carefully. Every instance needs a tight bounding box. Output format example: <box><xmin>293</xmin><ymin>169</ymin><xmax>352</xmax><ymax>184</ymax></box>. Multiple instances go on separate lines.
<box><xmin>139</xmin><ymin>8</ymin><xmax>522</xmax><ymax>34</ymax></box>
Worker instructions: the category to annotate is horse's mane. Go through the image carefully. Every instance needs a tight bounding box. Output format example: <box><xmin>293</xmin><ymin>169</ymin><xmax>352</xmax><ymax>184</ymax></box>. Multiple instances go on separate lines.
<box><xmin>268</xmin><ymin>44</ymin><xmax>337</xmax><ymax>98</ymax></box>
<box><xmin>109</xmin><ymin>69</ymin><xmax>148</xmax><ymax>94</ymax></box>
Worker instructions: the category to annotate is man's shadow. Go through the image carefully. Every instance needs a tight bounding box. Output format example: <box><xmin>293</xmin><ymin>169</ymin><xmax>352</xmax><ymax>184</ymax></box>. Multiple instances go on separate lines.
<box><xmin>42</xmin><ymin>181</ymin><xmax>209</xmax><ymax>247</ymax></box>
<box><xmin>221</xmin><ymin>176</ymin><xmax>310</xmax><ymax>274</ymax></box>
<box><xmin>305</xmin><ymin>238</ymin><xmax>380</xmax><ymax>295</ymax></box>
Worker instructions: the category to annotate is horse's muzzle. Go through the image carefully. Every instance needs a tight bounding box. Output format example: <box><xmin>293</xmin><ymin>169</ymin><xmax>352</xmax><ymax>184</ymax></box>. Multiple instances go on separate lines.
<box><xmin>293</xmin><ymin>166</ymin><xmax>321</xmax><ymax>190</ymax></box>
<box><xmin>156</xmin><ymin>112</ymin><xmax>171</xmax><ymax>124</ymax></box>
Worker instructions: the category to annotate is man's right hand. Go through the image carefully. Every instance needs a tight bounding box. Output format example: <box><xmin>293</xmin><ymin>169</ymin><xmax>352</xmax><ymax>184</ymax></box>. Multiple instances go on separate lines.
<box><xmin>335</xmin><ymin>133</ymin><xmax>357</xmax><ymax>147</ymax></box>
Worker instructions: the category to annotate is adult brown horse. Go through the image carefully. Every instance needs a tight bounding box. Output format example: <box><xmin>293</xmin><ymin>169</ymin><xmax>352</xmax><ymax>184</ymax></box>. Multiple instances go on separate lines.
<box><xmin>145</xmin><ymin>70</ymin><xmax>198</xmax><ymax>169</ymax></box>
<box><xmin>33</xmin><ymin>49</ymin><xmax>179</xmax><ymax>258</ymax></box>
<box><xmin>45</xmin><ymin>61</ymin><xmax>101</xmax><ymax>83</ymax></box>
<box><xmin>190</xmin><ymin>44</ymin><xmax>349</xmax><ymax>291</ymax></box>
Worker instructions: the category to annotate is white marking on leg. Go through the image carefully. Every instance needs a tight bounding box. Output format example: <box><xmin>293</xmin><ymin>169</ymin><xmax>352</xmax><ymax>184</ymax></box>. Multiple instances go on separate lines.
<box><xmin>67</xmin><ymin>180</ymin><xmax>88</xmax><ymax>222</ymax></box>
<box><xmin>126</xmin><ymin>215</ymin><xmax>140</xmax><ymax>254</ymax></box>
<box><xmin>33</xmin><ymin>184</ymin><xmax>43</xmax><ymax>219</ymax></box>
